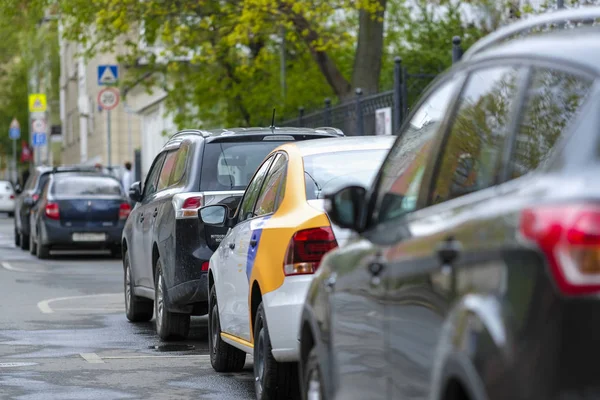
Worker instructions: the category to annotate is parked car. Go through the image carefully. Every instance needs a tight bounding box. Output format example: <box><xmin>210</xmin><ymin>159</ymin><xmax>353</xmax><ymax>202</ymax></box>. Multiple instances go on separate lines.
<box><xmin>14</xmin><ymin>165</ymin><xmax>107</xmax><ymax>250</ymax></box>
<box><xmin>29</xmin><ymin>171</ymin><xmax>130</xmax><ymax>259</ymax></box>
<box><xmin>298</xmin><ymin>10</ymin><xmax>600</xmax><ymax>400</ymax></box>
<box><xmin>199</xmin><ymin>136</ymin><xmax>393</xmax><ymax>400</ymax></box>
<box><xmin>122</xmin><ymin>127</ymin><xmax>344</xmax><ymax>341</ymax></box>
<box><xmin>0</xmin><ymin>180</ymin><xmax>16</xmax><ymax>217</ymax></box>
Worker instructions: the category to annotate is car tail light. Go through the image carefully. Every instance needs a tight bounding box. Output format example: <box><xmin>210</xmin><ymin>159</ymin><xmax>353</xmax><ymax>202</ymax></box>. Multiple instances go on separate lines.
<box><xmin>45</xmin><ymin>202</ymin><xmax>59</xmax><ymax>220</ymax></box>
<box><xmin>201</xmin><ymin>261</ymin><xmax>209</xmax><ymax>271</ymax></box>
<box><xmin>284</xmin><ymin>226</ymin><xmax>337</xmax><ymax>276</ymax></box>
<box><xmin>172</xmin><ymin>193</ymin><xmax>204</xmax><ymax>219</ymax></box>
<box><xmin>9</xmin><ymin>194</ymin><xmax>14</xmax><ymax>199</ymax></box>
<box><xmin>32</xmin><ymin>194</ymin><xmax>39</xmax><ymax>202</ymax></box>
<box><xmin>119</xmin><ymin>203</ymin><xmax>131</xmax><ymax>220</ymax></box>
<box><xmin>520</xmin><ymin>204</ymin><xmax>600</xmax><ymax>295</ymax></box>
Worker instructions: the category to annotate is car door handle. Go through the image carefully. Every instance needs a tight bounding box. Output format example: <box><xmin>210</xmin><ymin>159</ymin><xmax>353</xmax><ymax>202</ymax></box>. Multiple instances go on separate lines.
<box><xmin>250</xmin><ymin>238</ymin><xmax>257</xmax><ymax>247</ymax></box>
<box><xmin>436</xmin><ymin>236</ymin><xmax>462</xmax><ymax>266</ymax></box>
<box><xmin>229</xmin><ymin>242</ymin><xmax>235</xmax><ymax>250</ymax></box>
<box><xmin>152</xmin><ymin>209</ymin><xmax>158</xmax><ymax>218</ymax></box>
<box><xmin>139</xmin><ymin>215</ymin><xmax>144</xmax><ymax>223</ymax></box>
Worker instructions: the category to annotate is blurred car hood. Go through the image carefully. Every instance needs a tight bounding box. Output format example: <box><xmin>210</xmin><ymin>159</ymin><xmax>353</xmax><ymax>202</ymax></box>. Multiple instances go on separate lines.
<box><xmin>307</xmin><ymin>199</ymin><xmax>353</xmax><ymax>247</ymax></box>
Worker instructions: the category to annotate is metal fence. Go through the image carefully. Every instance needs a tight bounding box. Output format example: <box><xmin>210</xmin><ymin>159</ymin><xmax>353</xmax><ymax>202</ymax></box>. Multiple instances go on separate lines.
<box><xmin>281</xmin><ymin>36</ymin><xmax>464</xmax><ymax>136</ymax></box>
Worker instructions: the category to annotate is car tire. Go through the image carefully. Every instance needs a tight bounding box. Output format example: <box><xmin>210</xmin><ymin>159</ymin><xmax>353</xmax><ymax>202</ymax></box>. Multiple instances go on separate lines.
<box><xmin>253</xmin><ymin>302</ymin><xmax>300</xmax><ymax>400</ymax></box>
<box><xmin>302</xmin><ymin>347</ymin><xmax>326</xmax><ymax>400</ymax></box>
<box><xmin>154</xmin><ymin>259</ymin><xmax>190</xmax><ymax>341</ymax></box>
<box><xmin>124</xmin><ymin>250</ymin><xmax>153</xmax><ymax>322</ymax></box>
<box><xmin>36</xmin><ymin>240</ymin><xmax>50</xmax><ymax>259</ymax></box>
<box><xmin>29</xmin><ymin>232</ymin><xmax>37</xmax><ymax>255</ymax></box>
<box><xmin>208</xmin><ymin>285</ymin><xmax>246</xmax><ymax>372</ymax></box>
<box><xmin>20</xmin><ymin>232</ymin><xmax>29</xmax><ymax>251</ymax></box>
<box><xmin>111</xmin><ymin>246</ymin><xmax>122</xmax><ymax>259</ymax></box>
<box><xmin>8</xmin><ymin>212</ymin><xmax>14</xmax><ymax>218</ymax></box>
<box><xmin>14</xmin><ymin>227</ymin><xmax>20</xmax><ymax>247</ymax></box>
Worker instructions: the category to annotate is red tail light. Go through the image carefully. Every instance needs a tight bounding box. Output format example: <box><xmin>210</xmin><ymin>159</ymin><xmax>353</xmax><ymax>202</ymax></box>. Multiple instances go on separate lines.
<box><xmin>174</xmin><ymin>195</ymin><xmax>204</xmax><ymax>219</ymax></box>
<box><xmin>9</xmin><ymin>194</ymin><xmax>14</xmax><ymax>199</ymax></box>
<box><xmin>520</xmin><ymin>205</ymin><xmax>600</xmax><ymax>295</ymax></box>
<box><xmin>201</xmin><ymin>261</ymin><xmax>209</xmax><ymax>271</ymax></box>
<box><xmin>284</xmin><ymin>226</ymin><xmax>337</xmax><ymax>276</ymax></box>
<box><xmin>183</xmin><ymin>196</ymin><xmax>203</xmax><ymax>209</ymax></box>
<box><xmin>45</xmin><ymin>202</ymin><xmax>59</xmax><ymax>220</ymax></box>
<box><xmin>119</xmin><ymin>203</ymin><xmax>131</xmax><ymax>220</ymax></box>
<box><xmin>32</xmin><ymin>194</ymin><xmax>39</xmax><ymax>202</ymax></box>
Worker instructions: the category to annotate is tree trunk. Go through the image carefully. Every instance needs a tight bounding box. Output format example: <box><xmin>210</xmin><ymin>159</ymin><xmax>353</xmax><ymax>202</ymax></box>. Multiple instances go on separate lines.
<box><xmin>351</xmin><ymin>0</ymin><xmax>387</xmax><ymax>97</ymax></box>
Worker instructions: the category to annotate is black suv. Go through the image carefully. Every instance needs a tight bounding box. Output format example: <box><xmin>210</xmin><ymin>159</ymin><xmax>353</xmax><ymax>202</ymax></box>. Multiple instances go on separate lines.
<box><xmin>122</xmin><ymin>127</ymin><xmax>344</xmax><ymax>341</ymax></box>
<box><xmin>14</xmin><ymin>165</ymin><xmax>107</xmax><ymax>250</ymax></box>
<box><xmin>299</xmin><ymin>9</ymin><xmax>600</xmax><ymax>400</ymax></box>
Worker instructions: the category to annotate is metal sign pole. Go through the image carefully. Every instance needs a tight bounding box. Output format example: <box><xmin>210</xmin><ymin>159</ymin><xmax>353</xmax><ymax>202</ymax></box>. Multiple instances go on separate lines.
<box><xmin>12</xmin><ymin>139</ymin><xmax>16</xmax><ymax>183</ymax></box>
<box><xmin>107</xmin><ymin>109</ymin><xmax>112</xmax><ymax>167</ymax></box>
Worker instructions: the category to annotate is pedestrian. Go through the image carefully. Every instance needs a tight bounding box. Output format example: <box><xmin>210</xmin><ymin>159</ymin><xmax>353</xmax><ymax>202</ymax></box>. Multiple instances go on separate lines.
<box><xmin>122</xmin><ymin>161</ymin><xmax>133</xmax><ymax>191</ymax></box>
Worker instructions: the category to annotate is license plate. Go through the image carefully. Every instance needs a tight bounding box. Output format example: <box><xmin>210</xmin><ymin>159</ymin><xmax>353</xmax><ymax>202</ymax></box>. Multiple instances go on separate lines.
<box><xmin>72</xmin><ymin>233</ymin><xmax>106</xmax><ymax>242</ymax></box>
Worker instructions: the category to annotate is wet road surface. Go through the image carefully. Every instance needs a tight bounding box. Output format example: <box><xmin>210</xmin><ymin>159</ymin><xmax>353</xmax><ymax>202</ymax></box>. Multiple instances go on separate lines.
<box><xmin>0</xmin><ymin>216</ymin><xmax>254</xmax><ymax>399</ymax></box>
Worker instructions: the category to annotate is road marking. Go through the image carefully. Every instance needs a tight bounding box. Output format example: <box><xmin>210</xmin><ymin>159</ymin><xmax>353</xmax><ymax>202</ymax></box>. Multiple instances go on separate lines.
<box><xmin>80</xmin><ymin>353</ymin><xmax>105</xmax><ymax>364</ymax></box>
<box><xmin>37</xmin><ymin>293</ymin><xmax>121</xmax><ymax>314</ymax></box>
<box><xmin>1</xmin><ymin>261</ymin><xmax>32</xmax><ymax>273</ymax></box>
<box><xmin>56</xmin><ymin>307</ymin><xmax>123</xmax><ymax>312</ymax></box>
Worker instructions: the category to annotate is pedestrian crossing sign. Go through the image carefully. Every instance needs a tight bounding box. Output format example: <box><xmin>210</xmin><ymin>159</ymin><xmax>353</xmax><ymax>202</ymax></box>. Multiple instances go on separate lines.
<box><xmin>28</xmin><ymin>94</ymin><xmax>47</xmax><ymax>112</ymax></box>
<box><xmin>98</xmin><ymin>65</ymin><xmax>119</xmax><ymax>86</ymax></box>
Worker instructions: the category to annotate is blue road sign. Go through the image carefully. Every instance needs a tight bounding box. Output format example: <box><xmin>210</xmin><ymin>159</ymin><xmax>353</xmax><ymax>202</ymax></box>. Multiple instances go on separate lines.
<box><xmin>98</xmin><ymin>65</ymin><xmax>119</xmax><ymax>86</ymax></box>
<box><xmin>9</xmin><ymin>127</ymin><xmax>20</xmax><ymax>140</ymax></box>
<box><xmin>32</xmin><ymin>132</ymin><xmax>46</xmax><ymax>147</ymax></box>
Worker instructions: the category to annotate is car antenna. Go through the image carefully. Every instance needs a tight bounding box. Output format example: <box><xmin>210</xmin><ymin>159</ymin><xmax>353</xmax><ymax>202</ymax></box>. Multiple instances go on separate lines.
<box><xmin>270</xmin><ymin>108</ymin><xmax>276</xmax><ymax>132</ymax></box>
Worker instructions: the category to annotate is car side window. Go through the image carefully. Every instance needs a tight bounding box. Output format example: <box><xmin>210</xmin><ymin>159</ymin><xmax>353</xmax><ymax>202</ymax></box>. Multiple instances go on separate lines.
<box><xmin>237</xmin><ymin>156</ymin><xmax>275</xmax><ymax>223</ymax></box>
<box><xmin>168</xmin><ymin>143</ymin><xmax>190</xmax><ymax>186</ymax></box>
<box><xmin>157</xmin><ymin>150</ymin><xmax>178</xmax><ymax>192</ymax></box>
<box><xmin>372</xmin><ymin>77</ymin><xmax>460</xmax><ymax>224</ymax></box>
<box><xmin>143</xmin><ymin>153</ymin><xmax>166</xmax><ymax>198</ymax></box>
<box><xmin>254</xmin><ymin>153</ymin><xmax>287</xmax><ymax>217</ymax></box>
<box><xmin>24</xmin><ymin>172</ymin><xmax>37</xmax><ymax>191</ymax></box>
<box><xmin>510</xmin><ymin>67</ymin><xmax>593</xmax><ymax>179</ymax></box>
<box><xmin>431</xmin><ymin>66</ymin><xmax>522</xmax><ymax>205</ymax></box>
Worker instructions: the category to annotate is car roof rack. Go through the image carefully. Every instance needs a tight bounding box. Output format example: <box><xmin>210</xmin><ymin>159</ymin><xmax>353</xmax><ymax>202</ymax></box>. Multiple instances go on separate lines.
<box><xmin>169</xmin><ymin>130</ymin><xmax>213</xmax><ymax>140</ymax></box>
<box><xmin>463</xmin><ymin>6</ymin><xmax>600</xmax><ymax>61</ymax></box>
<box><xmin>314</xmin><ymin>127</ymin><xmax>345</xmax><ymax>136</ymax></box>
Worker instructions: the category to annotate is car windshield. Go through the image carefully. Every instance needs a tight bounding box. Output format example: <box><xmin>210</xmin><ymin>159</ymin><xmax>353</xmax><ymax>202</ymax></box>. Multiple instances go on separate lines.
<box><xmin>51</xmin><ymin>176</ymin><xmax>123</xmax><ymax>196</ymax></box>
<box><xmin>303</xmin><ymin>149</ymin><xmax>388</xmax><ymax>200</ymax></box>
<box><xmin>200</xmin><ymin>141</ymin><xmax>292</xmax><ymax>191</ymax></box>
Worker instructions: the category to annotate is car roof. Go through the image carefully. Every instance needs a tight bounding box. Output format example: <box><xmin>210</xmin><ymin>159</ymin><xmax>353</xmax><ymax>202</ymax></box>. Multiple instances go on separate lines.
<box><xmin>51</xmin><ymin>172</ymin><xmax>119</xmax><ymax>181</ymax></box>
<box><xmin>470</xmin><ymin>26</ymin><xmax>600</xmax><ymax>75</ymax></box>
<box><xmin>283</xmin><ymin>135</ymin><xmax>395</xmax><ymax>157</ymax></box>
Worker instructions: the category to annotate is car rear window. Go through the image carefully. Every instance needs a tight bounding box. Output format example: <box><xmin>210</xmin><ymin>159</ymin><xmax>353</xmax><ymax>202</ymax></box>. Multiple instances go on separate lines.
<box><xmin>200</xmin><ymin>141</ymin><xmax>291</xmax><ymax>191</ymax></box>
<box><xmin>304</xmin><ymin>149</ymin><xmax>388</xmax><ymax>200</ymax></box>
<box><xmin>52</xmin><ymin>176</ymin><xmax>123</xmax><ymax>196</ymax></box>
<box><xmin>0</xmin><ymin>181</ymin><xmax>13</xmax><ymax>193</ymax></box>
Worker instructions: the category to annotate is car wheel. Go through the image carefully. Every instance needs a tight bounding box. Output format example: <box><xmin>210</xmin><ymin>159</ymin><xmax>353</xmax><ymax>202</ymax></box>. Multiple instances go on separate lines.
<box><xmin>253</xmin><ymin>302</ymin><xmax>300</xmax><ymax>400</ymax></box>
<box><xmin>111</xmin><ymin>246</ymin><xmax>122</xmax><ymax>259</ymax></box>
<box><xmin>36</xmin><ymin>240</ymin><xmax>50</xmax><ymax>259</ymax></box>
<box><xmin>208</xmin><ymin>285</ymin><xmax>246</xmax><ymax>372</ymax></box>
<box><xmin>29</xmin><ymin>232</ymin><xmax>37</xmax><ymax>255</ymax></box>
<box><xmin>302</xmin><ymin>347</ymin><xmax>326</xmax><ymax>400</ymax></box>
<box><xmin>124</xmin><ymin>250</ymin><xmax>153</xmax><ymax>322</ymax></box>
<box><xmin>14</xmin><ymin>227</ymin><xmax>20</xmax><ymax>247</ymax></box>
<box><xmin>154</xmin><ymin>259</ymin><xmax>190</xmax><ymax>341</ymax></box>
<box><xmin>8</xmin><ymin>212</ymin><xmax>14</xmax><ymax>218</ymax></box>
<box><xmin>20</xmin><ymin>232</ymin><xmax>29</xmax><ymax>250</ymax></box>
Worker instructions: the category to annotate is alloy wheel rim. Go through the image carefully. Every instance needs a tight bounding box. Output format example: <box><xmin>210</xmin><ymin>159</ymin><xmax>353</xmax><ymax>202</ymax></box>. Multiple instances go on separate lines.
<box><xmin>211</xmin><ymin>305</ymin><xmax>218</xmax><ymax>355</ymax></box>
<box><xmin>255</xmin><ymin>328</ymin><xmax>265</xmax><ymax>393</ymax></box>
<box><xmin>307</xmin><ymin>368</ymin><xmax>322</xmax><ymax>400</ymax></box>
<box><xmin>156</xmin><ymin>274</ymin><xmax>164</xmax><ymax>330</ymax></box>
<box><xmin>125</xmin><ymin>266</ymin><xmax>131</xmax><ymax>311</ymax></box>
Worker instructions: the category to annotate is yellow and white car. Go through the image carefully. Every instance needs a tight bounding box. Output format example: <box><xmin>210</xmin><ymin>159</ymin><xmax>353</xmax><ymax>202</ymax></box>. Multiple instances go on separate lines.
<box><xmin>199</xmin><ymin>136</ymin><xmax>394</xmax><ymax>399</ymax></box>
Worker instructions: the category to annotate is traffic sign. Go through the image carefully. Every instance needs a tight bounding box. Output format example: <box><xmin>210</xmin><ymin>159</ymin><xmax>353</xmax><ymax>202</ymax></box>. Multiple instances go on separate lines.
<box><xmin>98</xmin><ymin>87</ymin><xmax>120</xmax><ymax>110</ymax></box>
<box><xmin>9</xmin><ymin>118</ymin><xmax>20</xmax><ymax>140</ymax></box>
<box><xmin>98</xmin><ymin>65</ymin><xmax>119</xmax><ymax>86</ymax></box>
<box><xmin>32</xmin><ymin>132</ymin><xmax>46</xmax><ymax>147</ymax></box>
<box><xmin>28</xmin><ymin>94</ymin><xmax>47</xmax><ymax>112</ymax></box>
<box><xmin>32</xmin><ymin>118</ymin><xmax>46</xmax><ymax>134</ymax></box>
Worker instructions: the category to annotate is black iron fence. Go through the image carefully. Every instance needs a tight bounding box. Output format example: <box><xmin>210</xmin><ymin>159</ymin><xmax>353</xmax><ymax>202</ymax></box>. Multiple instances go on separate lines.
<box><xmin>281</xmin><ymin>36</ymin><xmax>464</xmax><ymax>136</ymax></box>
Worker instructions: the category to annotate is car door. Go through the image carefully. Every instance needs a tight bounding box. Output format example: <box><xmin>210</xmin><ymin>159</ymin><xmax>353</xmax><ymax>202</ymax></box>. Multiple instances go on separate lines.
<box><xmin>131</xmin><ymin>152</ymin><xmax>165</xmax><ymax>288</ymax></box>
<box><xmin>218</xmin><ymin>154</ymin><xmax>275</xmax><ymax>339</ymax></box>
<box><xmin>378</xmin><ymin>65</ymin><xmax>525</xmax><ymax>399</ymax></box>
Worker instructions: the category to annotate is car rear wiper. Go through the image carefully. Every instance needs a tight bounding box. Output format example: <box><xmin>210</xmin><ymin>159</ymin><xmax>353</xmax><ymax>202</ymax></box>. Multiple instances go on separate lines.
<box><xmin>304</xmin><ymin>171</ymin><xmax>322</xmax><ymax>198</ymax></box>
<box><xmin>219</xmin><ymin>142</ymin><xmax>235</xmax><ymax>189</ymax></box>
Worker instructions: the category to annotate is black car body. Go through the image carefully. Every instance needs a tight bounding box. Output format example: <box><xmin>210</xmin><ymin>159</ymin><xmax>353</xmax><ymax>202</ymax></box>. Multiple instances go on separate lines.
<box><xmin>299</xmin><ymin>12</ymin><xmax>600</xmax><ymax>400</ymax></box>
<box><xmin>29</xmin><ymin>172</ymin><xmax>130</xmax><ymax>259</ymax></box>
<box><xmin>122</xmin><ymin>127</ymin><xmax>344</xmax><ymax>341</ymax></box>
<box><xmin>14</xmin><ymin>165</ymin><xmax>109</xmax><ymax>250</ymax></box>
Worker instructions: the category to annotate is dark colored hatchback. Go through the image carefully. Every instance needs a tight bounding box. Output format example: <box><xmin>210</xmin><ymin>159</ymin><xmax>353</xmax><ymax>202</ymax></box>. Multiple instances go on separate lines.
<box><xmin>299</xmin><ymin>10</ymin><xmax>600</xmax><ymax>400</ymax></box>
<box><xmin>29</xmin><ymin>172</ymin><xmax>130</xmax><ymax>259</ymax></box>
<box><xmin>122</xmin><ymin>127</ymin><xmax>344</xmax><ymax>341</ymax></box>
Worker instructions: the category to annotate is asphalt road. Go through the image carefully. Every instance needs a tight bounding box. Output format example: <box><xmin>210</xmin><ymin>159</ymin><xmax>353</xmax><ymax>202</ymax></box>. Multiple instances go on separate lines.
<box><xmin>0</xmin><ymin>215</ymin><xmax>255</xmax><ymax>400</ymax></box>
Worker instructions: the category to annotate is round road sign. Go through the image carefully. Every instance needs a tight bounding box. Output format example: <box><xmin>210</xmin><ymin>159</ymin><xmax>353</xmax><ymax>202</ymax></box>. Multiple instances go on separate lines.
<box><xmin>98</xmin><ymin>87</ymin><xmax>120</xmax><ymax>111</ymax></box>
<box><xmin>32</xmin><ymin>119</ymin><xmax>46</xmax><ymax>133</ymax></box>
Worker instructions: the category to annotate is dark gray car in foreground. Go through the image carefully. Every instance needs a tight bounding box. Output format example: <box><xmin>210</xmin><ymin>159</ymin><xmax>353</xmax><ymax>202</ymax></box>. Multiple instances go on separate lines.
<box><xmin>299</xmin><ymin>8</ymin><xmax>600</xmax><ymax>400</ymax></box>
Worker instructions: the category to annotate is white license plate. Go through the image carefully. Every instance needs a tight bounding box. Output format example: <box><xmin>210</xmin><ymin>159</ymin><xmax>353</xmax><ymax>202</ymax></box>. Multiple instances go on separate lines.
<box><xmin>72</xmin><ymin>233</ymin><xmax>106</xmax><ymax>242</ymax></box>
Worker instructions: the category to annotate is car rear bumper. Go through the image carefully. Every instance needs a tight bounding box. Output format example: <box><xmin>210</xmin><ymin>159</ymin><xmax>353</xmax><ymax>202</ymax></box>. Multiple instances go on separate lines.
<box><xmin>40</xmin><ymin>219</ymin><xmax>124</xmax><ymax>247</ymax></box>
<box><xmin>262</xmin><ymin>275</ymin><xmax>313</xmax><ymax>362</ymax></box>
<box><xmin>0</xmin><ymin>200</ymin><xmax>15</xmax><ymax>212</ymax></box>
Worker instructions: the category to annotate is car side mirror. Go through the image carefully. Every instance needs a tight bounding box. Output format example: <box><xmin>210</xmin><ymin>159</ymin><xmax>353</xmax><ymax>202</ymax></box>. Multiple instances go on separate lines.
<box><xmin>325</xmin><ymin>185</ymin><xmax>367</xmax><ymax>232</ymax></box>
<box><xmin>129</xmin><ymin>181</ymin><xmax>143</xmax><ymax>203</ymax></box>
<box><xmin>14</xmin><ymin>184</ymin><xmax>22</xmax><ymax>194</ymax></box>
<box><xmin>199</xmin><ymin>205</ymin><xmax>230</xmax><ymax>227</ymax></box>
